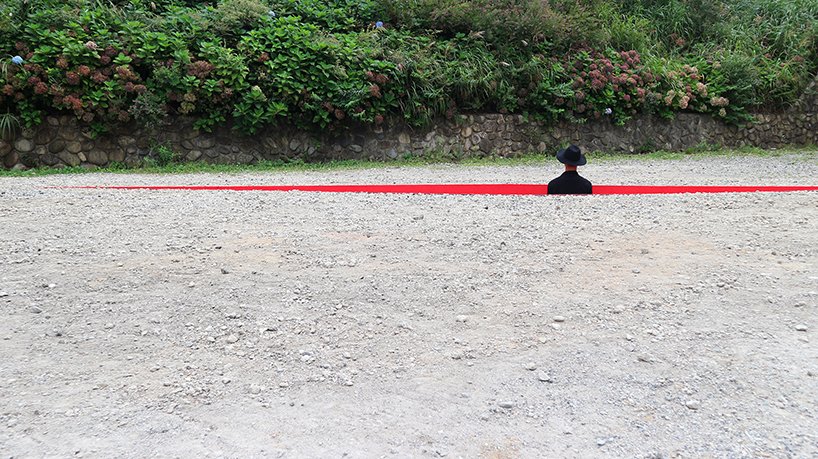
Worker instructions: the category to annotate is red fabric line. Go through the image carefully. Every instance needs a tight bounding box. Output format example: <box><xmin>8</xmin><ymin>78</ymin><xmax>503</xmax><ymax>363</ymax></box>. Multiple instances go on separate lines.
<box><xmin>65</xmin><ymin>184</ymin><xmax>818</xmax><ymax>195</ymax></box>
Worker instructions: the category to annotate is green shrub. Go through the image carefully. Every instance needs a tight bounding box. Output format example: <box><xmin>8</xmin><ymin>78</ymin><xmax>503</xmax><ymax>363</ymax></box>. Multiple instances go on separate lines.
<box><xmin>1</xmin><ymin>0</ymin><xmax>817</xmax><ymax>137</ymax></box>
<box><xmin>380</xmin><ymin>30</ymin><xmax>500</xmax><ymax>124</ymax></box>
<box><xmin>128</xmin><ymin>89</ymin><xmax>167</xmax><ymax>130</ymax></box>
<box><xmin>269</xmin><ymin>0</ymin><xmax>383</xmax><ymax>32</ymax></box>
<box><xmin>378</xmin><ymin>0</ymin><xmax>584</xmax><ymax>55</ymax></box>
<box><xmin>208</xmin><ymin>0</ymin><xmax>273</xmax><ymax>40</ymax></box>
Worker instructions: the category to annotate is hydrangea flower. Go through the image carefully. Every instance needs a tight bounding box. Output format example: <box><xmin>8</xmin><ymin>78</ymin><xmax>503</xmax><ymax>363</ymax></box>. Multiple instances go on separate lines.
<box><xmin>11</xmin><ymin>55</ymin><xmax>24</xmax><ymax>65</ymax></box>
<box><xmin>375</xmin><ymin>21</ymin><xmax>384</xmax><ymax>28</ymax></box>
<box><xmin>268</xmin><ymin>10</ymin><xmax>276</xmax><ymax>17</ymax></box>
<box><xmin>604</xmin><ymin>107</ymin><xmax>612</xmax><ymax>115</ymax></box>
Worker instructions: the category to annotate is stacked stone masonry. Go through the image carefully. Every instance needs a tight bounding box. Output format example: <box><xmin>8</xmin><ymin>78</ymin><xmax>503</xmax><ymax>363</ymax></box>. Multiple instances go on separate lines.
<box><xmin>2</xmin><ymin>95</ymin><xmax>816</xmax><ymax>170</ymax></box>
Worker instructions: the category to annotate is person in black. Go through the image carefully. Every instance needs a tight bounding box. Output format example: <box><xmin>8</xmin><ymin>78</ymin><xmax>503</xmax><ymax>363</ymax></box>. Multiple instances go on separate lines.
<box><xmin>547</xmin><ymin>144</ymin><xmax>592</xmax><ymax>195</ymax></box>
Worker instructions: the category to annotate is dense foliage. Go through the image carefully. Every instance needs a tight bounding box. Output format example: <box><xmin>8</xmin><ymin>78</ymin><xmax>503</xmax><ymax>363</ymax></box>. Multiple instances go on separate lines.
<box><xmin>1</xmin><ymin>0</ymin><xmax>816</xmax><ymax>137</ymax></box>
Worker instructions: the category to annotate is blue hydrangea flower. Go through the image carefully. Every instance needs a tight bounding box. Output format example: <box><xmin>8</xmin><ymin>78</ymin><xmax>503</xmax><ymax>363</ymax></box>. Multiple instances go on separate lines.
<box><xmin>375</xmin><ymin>21</ymin><xmax>384</xmax><ymax>28</ymax></box>
<box><xmin>604</xmin><ymin>107</ymin><xmax>612</xmax><ymax>115</ymax></box>
<box><xmin>11</xmin><ymin>55</ymin><xmax>24</xmax><ymax>65</ymax></box>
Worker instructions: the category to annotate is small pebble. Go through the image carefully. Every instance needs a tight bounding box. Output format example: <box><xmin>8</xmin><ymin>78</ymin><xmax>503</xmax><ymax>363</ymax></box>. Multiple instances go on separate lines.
<box><xmin>455</xmin><ymin>315</ymin><xmax>468</xmax><ymax>323</ymax></box>
<box><xmin>498</xmin><ymin>401</ymin><xmax>514</xmax><ymax>409</ymax></box>
<box><xmin>685</xmin><ymin>400</ymin><xmax>701</xmax><ymax>410</ymax></box>
<box><xmin>525</xmin><ymin>362</ymin><xmax>537</xmax><ymax>371</ymax></box>
<box><xmin>538</xmin><ymin>373</ymin><xmax>553</xmax><ymax>383</ymax></box>
<box><xmin>226</xmin><ymin>334</ymin><xmax>239</xmax><ymax>344</ymax></box>
<box><xmin>30</xmin><ymin>306</ymin><xmax>42</xmax><ymax>314</ymax></box>
<box><xmin>795</xmin><ymin>324</ymin><xmax>808</xmax><ymax>332</ymax></box>
<box><xmin>553</xmin><ymin>316</ymin><xmax>566</xmax><ymax>323</ymax></box>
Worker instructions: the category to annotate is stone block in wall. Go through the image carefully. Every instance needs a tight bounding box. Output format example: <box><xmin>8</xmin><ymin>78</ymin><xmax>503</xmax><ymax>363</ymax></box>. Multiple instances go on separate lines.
<box><xmin>124</xmin><ymin>155</ymin><xmax>141</xmax><ymax>168</ymax></box>
<box><xmin>14</xmin><ymin>138</ymin><xmax>34</xmax><ymax>152</ymax></box>
<box><xmin>3</xmin><ymin>151</ymin><xmax>19</xmax><ymax>168</ymax></box>
<box><xmin>48</xmin><ymin>140</ymin><xmax>65</xmax><ymax>154</ymax></box>
<box><xmin>66</xmin><ymin>141</ymin><xmax>82</xmax><ymax>154</ymax></box>
<box><xmin>478</xmin><ymin>138</ymin><xmax>493</xmax><ymax>153</ymax></box>
<box><xmin>86</xmin><ymin>149</ymin><xmax>108</xmax><ymax>166</ymax></box>
<box><xmin>110</xmin><ymin>149</ymin><xmax>126</xmax><ymax>163</ymax></box>
<box><xmin>34</xmin><ymin>129</ymin><xmax>56</xmax><ymax>145</ymax></box>
<box><xmin>236</xmin><ymin>153</ymin><xmax>255</xmax><ymax>164</ymax></box>
<box><xmin>41</xmin><ymin>154</ymin><xmax>60</xmax><ymax>166</ymax></box>
<box><xmin>61</xmin><ymin>128</ymin><xmax>78</xmax><ymax>141</ymax></box>
<box><xmin>58</xmin><ymin>151</ymin><xmax>81</xmax><ymax>167</ymax></box>
<box><xmin>118</xmin><ymin>136</ymin><xmax>136</xmax><ymax>148</ymax></box>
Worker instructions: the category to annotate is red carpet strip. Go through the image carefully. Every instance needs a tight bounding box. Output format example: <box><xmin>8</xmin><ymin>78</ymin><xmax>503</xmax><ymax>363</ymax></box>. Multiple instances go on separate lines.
<box><xmin>66</xmin><ymin>184</ymin><xmax>818</xmax><ymax>195</ymax></box>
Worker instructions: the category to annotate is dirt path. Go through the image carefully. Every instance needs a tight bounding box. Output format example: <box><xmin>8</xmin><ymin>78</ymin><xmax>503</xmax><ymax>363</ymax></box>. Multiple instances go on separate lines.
<box><xmin>1</xmin><ymin>152</ymin><xmax>817</xmax><ymax>458</ymax></box>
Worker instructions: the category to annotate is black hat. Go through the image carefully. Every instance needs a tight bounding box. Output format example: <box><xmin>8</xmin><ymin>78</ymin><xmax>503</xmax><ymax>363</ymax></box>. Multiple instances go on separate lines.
<box><xmin>557</xmin><ymin>144</ymin><xmax>587</xmax><ymax>166</ymax></box>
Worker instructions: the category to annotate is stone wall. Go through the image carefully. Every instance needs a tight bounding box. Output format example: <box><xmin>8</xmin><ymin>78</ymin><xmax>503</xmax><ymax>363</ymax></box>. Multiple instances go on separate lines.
<box><xmin>2</xmin><ymin>97</ymin><xmax>816</xmax><ymax>170</ymax></box>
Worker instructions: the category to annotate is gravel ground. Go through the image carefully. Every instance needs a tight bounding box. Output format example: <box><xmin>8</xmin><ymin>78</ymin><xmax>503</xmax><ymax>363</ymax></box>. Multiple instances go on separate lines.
<box><xmin>1</xmin><ymin>152</ymin><xmax>817</xmax><ymax>458</ymax></box>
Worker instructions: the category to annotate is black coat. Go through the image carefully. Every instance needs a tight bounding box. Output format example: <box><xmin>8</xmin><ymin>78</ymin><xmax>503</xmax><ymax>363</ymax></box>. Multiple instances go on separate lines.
<box><xmin>547</xmin><ymin>171</ymin><xmax>593</xmax><ymax>195</ymax></box>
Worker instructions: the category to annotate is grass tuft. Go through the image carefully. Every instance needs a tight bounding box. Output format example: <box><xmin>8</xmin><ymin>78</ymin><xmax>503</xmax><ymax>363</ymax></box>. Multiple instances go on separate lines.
<box><xmin>1</xmin><ymin>147</ymin><xmax>814</xmax><ymax>177</ymax></box>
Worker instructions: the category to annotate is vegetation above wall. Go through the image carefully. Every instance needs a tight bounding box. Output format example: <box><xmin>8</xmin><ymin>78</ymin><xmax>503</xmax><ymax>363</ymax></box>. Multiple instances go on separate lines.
<box><xmin>1</xmin><ymin>0</ymin><xmax>816</xmax><ymax>138</ymax></box>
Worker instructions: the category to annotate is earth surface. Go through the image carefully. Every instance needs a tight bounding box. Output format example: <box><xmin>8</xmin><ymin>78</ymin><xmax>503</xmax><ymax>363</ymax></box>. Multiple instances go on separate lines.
<box><xmin>1</xmin><ymin>151</ymin><xmax>817</xmax><ymax>458</ymax></box>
